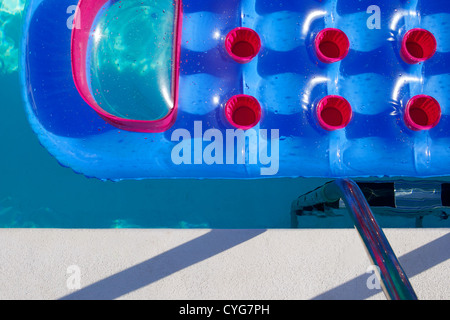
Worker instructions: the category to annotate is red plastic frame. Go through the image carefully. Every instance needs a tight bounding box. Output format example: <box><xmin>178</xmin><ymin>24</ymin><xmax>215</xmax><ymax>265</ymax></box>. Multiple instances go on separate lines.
<box><xmin>404</xmin><ymin>95</ymin><xmax>441</xmax><ymax>131</ymax></box>
<box><xmin>224</xmin><ymin>94</ymin><xmax>262</xmax><ymax>130</ymax></box>
<box><xmin>314</xmin><ymin>28</ymin><xmax>350</xmax><ymax>64</ymax></box>
<box><xmin>71</xmin><ymin>0</ymin><xmax>183</xmax><ymax>132</ymax></box>
<box><xmin>400</xmin><ymin>28</ymin><xmax>437</xmax><ymax>64</ymax></box>
<box><xmin>225</xmin><ymin>27</ymin><xmax>261</xmax><ymax>64</ymax></box>
<box><xmin>316</xmin><ymin>95</ymin><xmax>352</xmax><ymax>131</ymax></box>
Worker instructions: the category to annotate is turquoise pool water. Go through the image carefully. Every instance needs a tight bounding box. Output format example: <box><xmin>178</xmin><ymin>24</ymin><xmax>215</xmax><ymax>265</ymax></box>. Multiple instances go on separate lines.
<box><xmin>1</xmin><ymin>0</ymin><xmax>449</xmax><ymax>228</ymax></box>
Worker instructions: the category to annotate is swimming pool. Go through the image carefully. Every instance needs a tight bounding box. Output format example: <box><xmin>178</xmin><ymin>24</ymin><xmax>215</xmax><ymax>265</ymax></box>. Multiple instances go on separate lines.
<box><xmin>1</xmin><ymin>0</ymin><xmax>449</xmax><ymax>229</ymax></box>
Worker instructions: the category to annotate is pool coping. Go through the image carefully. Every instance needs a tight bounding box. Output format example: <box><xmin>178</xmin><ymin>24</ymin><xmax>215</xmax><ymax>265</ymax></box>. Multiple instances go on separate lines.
<box><xmin>0</xmin><ymin>228</ymin><xmax>448</xmax><ymax>300</ymax></box>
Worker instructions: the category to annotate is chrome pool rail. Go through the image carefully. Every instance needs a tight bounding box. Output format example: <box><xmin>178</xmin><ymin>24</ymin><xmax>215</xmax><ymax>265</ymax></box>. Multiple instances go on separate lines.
<box><xmin>291</xmin><ymin>178</ymin><xmax>418</xmax><ymax>300</ymax></box>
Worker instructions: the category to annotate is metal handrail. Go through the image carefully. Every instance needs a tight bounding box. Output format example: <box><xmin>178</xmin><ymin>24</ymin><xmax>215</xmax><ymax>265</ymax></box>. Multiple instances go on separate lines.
<box><xmin>292</xmin><ymin>178</ymin><xmax>418</xmax><ymax>300</ymax></box>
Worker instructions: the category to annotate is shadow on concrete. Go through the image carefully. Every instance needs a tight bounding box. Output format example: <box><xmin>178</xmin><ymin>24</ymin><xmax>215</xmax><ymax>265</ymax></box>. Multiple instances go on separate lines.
<box><xmin>60</xmin><ymin>230</ymin><xmax>448</xmax><ymax>300</ymax></box>
<box><xmin>312</xmin><ymin>232</ymin><xmax>450</xmax><ymax>300</ymax></box>
<box><xmin>60</xmin><ymin>229</ymin><xmax>266</xmax><ymax>300</ymax></box>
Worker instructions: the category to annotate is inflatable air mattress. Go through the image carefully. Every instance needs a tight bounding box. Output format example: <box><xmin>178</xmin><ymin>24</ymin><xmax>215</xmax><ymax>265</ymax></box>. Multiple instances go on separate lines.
<box><xmin>21</xmin><ymin>0</ymin><xmax>450</xmax><ymax>180</ymax></box>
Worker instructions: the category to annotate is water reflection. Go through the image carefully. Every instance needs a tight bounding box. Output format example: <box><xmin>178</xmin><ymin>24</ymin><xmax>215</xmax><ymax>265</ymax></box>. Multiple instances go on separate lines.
<box><xmin>0</xmin><ymin>0</ymin><xmax>25</xmax><ymax>74</ymax></box>
<box><xmin>89</xmin><ymin>0</ymin><xmax>174</xmax><ymax>121</ymax></box>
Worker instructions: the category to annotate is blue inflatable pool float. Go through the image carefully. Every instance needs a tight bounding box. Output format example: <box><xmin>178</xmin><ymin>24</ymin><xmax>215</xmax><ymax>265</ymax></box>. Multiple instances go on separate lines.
<box><xmin>21</xmin><ymin>0</ymin><xmax>450</xmax><ymax>180</ymax></box>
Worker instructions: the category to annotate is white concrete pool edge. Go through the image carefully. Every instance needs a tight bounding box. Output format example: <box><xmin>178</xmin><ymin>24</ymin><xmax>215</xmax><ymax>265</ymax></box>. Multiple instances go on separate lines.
<box><xmin>0</xmin><ymin>228</ymin><xmax>448</xmax><ymax>300</ymax></box>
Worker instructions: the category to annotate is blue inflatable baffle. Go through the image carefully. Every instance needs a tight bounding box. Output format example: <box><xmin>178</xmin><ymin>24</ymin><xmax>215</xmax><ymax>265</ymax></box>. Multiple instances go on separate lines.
<box><xmin>21</xmin><ymin>0</ymin><xmax>450</xmax><ymax>180</ymax></box>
